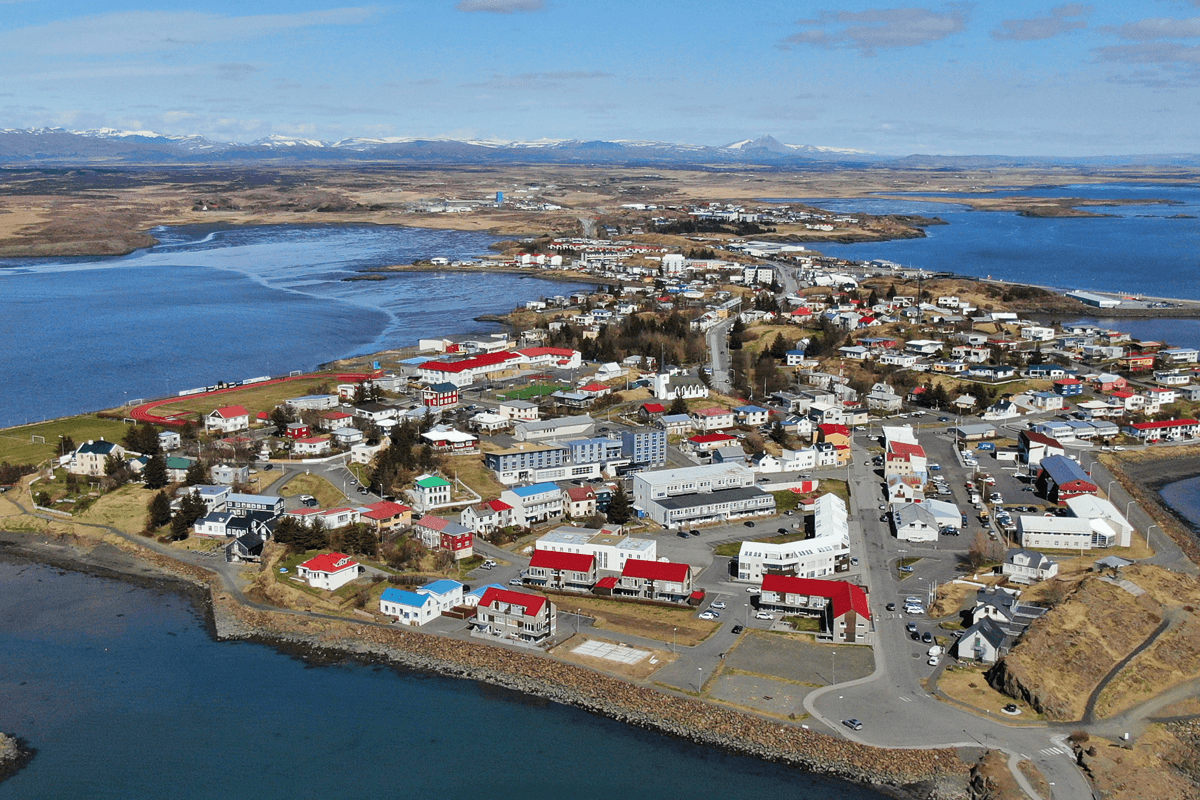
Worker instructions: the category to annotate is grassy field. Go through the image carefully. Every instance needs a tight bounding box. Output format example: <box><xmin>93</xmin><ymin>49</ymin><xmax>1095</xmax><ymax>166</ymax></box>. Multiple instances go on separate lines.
<box><xmin>445</xmin><ymin>454</ymin><xmax>505</xmax><ymax>499</ymax></box>
<box><xmin>498</xmin><ymin>384</ymin><xmax>564</xmax><ymax>401</ymax></box>
<box><xmin>142</xmin><ymin>376</ymin><xmax>339</xmax><ymax>423</ymax></box>
<box><xmin>0</xmin><ymin>415</ymin><xmax>134</xmax><ymax>465</ymax></box>
<box><xmin>937</xmin><ymin>664</ymin><xmax>1044</xmax><ymax>720</ymax></box>
<box><xmin>278</xmin><ymin>473</ymin><xmax>346</xmax><ymax>508</ymax></box>
<box><xmin>553</xmin><ymin>595</ymin><xmax>719</xmax><ymax>646</ymax></box>
<box><xmin>74</xmin><ymin>483</ymin><xmax>156</xmax><ymax>535</ymax></box>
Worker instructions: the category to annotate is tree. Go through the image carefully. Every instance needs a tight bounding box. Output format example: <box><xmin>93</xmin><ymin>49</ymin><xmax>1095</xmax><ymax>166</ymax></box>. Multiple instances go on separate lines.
<box><xmin>769</xmin><ymin>421</ymin><xmax>788</xmax><ymax>446</ymax></box>
<box><xmin>146</xmin><ymin>491</ymin><xmax>172</xmax><ymax>531</ymax></box>
<box><xmin>59</xmin><ymin>435</ymin><xmax>76</xmax><ymax>458</ymax></box>
<box><xmin>668</xmin><ymin>395</ymin><xmax>688</xmax><ymax>416</ymax></box>
<box><xmin>185</xmin><ymin>461</ymin><xmax>209</xmax><ymax>486</ymax></box>
<box><xmin>886</xmin><ymin>283</ymin><xmax>897</xmax><ymax>300</ymax></box>
<box><xmin>965</xmin><ymin>531</ymin><xmax>989</xmax><ymax>571</ymax></box>
<box><xmin>123</xmin><ymin>423</ymin><xmax>160</xmax><ymax>455</ymax></box>
<box><xmin>269</xmin><ymin>406</ymin><xmax>293</xmax><ymax>435</ymax></box>
<box><xmin>729</xmin><ymin>317</ymin><xmax>745</xmax><ymax>351</ymax></box>
<box><xmin>605</xmin><ymin>485</ymin><xmax>633</xmax><ymax>525</ymax></box>
<box><xmin>170</xmin><ymin>514</ymin><xmax>190</xmax><ymax>541</ymax></box>
<box><xmin>867</xmin><ymin>288</ymin><xmax>880</xmax><ymax>308</ymax></box>
<box><xmin>769</xmin><ymin>333</ymin><xmax>790</xmax><ymax>360</ymax></box>
<box><xmin>143</xmin><ymin>454</ymin><xmax>168</xmax><ymax>490</ymax></box>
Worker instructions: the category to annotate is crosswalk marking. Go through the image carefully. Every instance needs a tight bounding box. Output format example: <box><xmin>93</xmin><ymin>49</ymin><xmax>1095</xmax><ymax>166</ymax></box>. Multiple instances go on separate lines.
<box><xmin>1038</xmin><ymin>746</ymin><xmax>1066</xmax><ymax>756</ymax></box>
<box><xmin>899</xmin><ymin>696</ymin><xmax>913</xmax><ymax>702</ymax></box>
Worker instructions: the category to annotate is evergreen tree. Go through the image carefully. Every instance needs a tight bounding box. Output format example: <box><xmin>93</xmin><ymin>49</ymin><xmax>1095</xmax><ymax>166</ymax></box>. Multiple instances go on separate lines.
<box><xmin>606</xmin><ymin>485</ymin><xmax>633</xmax><ymax>525</ymax></box>
<box><xmin>269</xmin><ymin>406</ymin><xmax>293</xmax><ymax>434</ymax></box>
<box><xmin>668</xmin><ymin>395</ymin><xmax>688</xmax><ymax>416</ymax></box>
<box><xmin>769</xmin><ymin>421</ymin><xmax>788</xmax><ymax>446</ymax></box>
<box><xmin>887</xmin><ymin>283</ymin><xmax>897</xmax><ymax>300</ymax></box>
<box><xmin>59</xmin><ymin>435</ymin><xmax>76</xmax><ymax>457</ymax></box>
<box><xmin>867</xmin><ymin>288</ymin><xmax>880</xmax><ymax>307</ymax></box>
<box><xmin>185</xmin><ymin>461</ymin><xmax>209</xmax><ymax>486</ymax></box>
<box><xmin>170</xmin><ymin>514</ymin><xmax>190</xmax><ymax>541</ymax></box>
<box><xmin>769</xmin><ymin>333</ymin><xmax>789</xmax><ymax>360</ymax></box>
<box><xmin>143</xmin><ymin>454</ymin><xmax>168</xmax><ymax>489</ymax></box>
<box><xmin>146</xmin><ymin>491</ymin><xmax>172</xmax><ymax>531</ymax></box>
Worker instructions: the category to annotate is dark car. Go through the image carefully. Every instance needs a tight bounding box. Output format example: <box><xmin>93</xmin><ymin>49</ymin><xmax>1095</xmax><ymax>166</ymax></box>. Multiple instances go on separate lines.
<box><xmin>743</xmin><ymin>521</ymin><xmax>755</xmax><ymax>528</ymax></box>
<box><xmin>732</xmin><ymin>624</ymin><xmax>744</xmax><ymax>635</ymax></box>
<box><xmin>886</xmin><ymin>602</ymin><xmax>896</xmax><ymax>611</ymax></box>
<box><xmin>690</xmin><ymin>530</ymin><xmax>701</xmax><ymax>537</ymax></box>
<box><xmin>938</xmin><ymin>416</ymin><xmax>950</xmax><ymax>422</ymax></box>
<box><xmin>778</xmin><ymin>527</ymin><xmax>789</xmax><ymax>535</ymax></box>
<box><xmin>922</xmin><ymin>631</ymin><xmax>934</xmax><ymax>643</ymax></box>
<box><xmin>677</xmin><ymin>531</ymin><xmax>689</xmax><ymax>538</ymax></box>
<box><xmin>1004</xmin><ymin>703</ymin><xmax>1018</xmax><ymax>713</ymax></box>
<box><xmin>910</xmin><ymin>631</ymin><xmax>921</xmax><ymax>641</ymax></box>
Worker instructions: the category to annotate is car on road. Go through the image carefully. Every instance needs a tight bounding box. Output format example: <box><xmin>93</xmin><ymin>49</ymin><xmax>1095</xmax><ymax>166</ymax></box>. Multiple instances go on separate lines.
<box><xmin>1114</xmin><ymin>445</ymin><xmax>1126</xmax><ymax>451</ymax></box>
<box><xmin>508</xmin><ymin>578</ymin><xmax>523</xmax><ymax>586</ymax></box>
<box><xmin>746</xmin><ymin>586</ymin><xmax>760</xmax><ymax>594</ymax></box>
<box><xmin>938</xmin><ymin>416</ymin><xmax>950</xmax><ymax>422</ymax></box>
<box><xmin>699</xmin><ymin>611</ymin><xmax>718</xmax><ymax>620</ymax></box>
<box><xmin>886</xmin><ymin>602</ymin><xmax>896</xmax><ymax>611</ymax></box>
<box><xmin>927</xmin><ymin>656</ymin><xmax>940</xmax><ymax>666</ymax></box>
<box><xmin>357</xmin><ymin>487</ymin><xmax>368</xmax><ymax>494</ymax></box>
<box><xmin>922</xmin><ymin>631</ymin><xmax>934</xmax><ymax>643</ymax></box>
<box><xmin>743</xmin><ymin>521</ymin><xmax>755</xmax><ymax>528</ymax></box>
<box><xmin>929</xmin><ymin>462</ymin><xmax>942</xmax><ymax>470</ymax></box>
<box><xmin>754</xmin><ymin>611</ymin><xmax>774</xmax><ymax>620</ymax></box>
<box><xmin>676</xmin><ymin>531</ymin><xmax>689</xmax><ymax>538</ymax></box>
<box><xmin>711</xmin><ymin>601</ymin><xmax>727</xmax><ymax>610</ymax></box>
<box><xmin>778</xmin><ymin>527</ymin><xmax>789</xmax><ymax>535</ymax></box>
<box><xmin>878</xmin><ymin>504</ymin><xmax>886</xmax><ymax>510</ymax></box>
<box><xmin>731</xmin><ymin>624</ymin><xmax>744</xmax><ymax>635</ymax></box>
<box><xmin>842</xmin><ymin>718</ymin><xmax>863</xmax><ymax>731</ymax></box>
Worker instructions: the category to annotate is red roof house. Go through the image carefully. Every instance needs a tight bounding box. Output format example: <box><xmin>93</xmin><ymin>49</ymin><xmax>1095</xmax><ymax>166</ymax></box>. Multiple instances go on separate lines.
<box><xmin>760</xmin><ymin>574</ymin><xmax>871</xmax><ymax>644</ymax></box>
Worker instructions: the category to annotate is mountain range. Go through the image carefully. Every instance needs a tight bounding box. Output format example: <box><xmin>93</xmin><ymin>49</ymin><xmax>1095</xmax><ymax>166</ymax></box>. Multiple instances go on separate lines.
<box><xmin>0</xmin><ymin>129</ymin><xmax>1197</xmax><ymax>168</ymax></box>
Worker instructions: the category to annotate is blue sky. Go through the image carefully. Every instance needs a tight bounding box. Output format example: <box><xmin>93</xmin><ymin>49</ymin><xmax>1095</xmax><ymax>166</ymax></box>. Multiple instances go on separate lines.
<box><xmin>1</xmin><ymin>1</ymin><xmax>1198</xmax><ymax>155</ymax></box>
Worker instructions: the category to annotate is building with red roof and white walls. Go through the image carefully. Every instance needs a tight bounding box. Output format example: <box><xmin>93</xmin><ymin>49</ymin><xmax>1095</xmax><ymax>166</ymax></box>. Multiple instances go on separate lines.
<box><xmin>525</xmin><ymin>550</ymin><xmax>597</xmax><ymax>592</ymax></box>
<box><xmin>613</xmin><ymin>558</ymin><xmax>695</xmax><ymax>604</ymax></box>
<box><xmin>205</xmin><ymin>405</ymin><xmax>249</xmax><ymax>433</ymax></box>
<box><xmin>471</xmin><ymin>587</ymin><xmax>556</xmax><ymax>646</ymax></box>
<box><xmin>296</xmin><ymin>552</ymin><xmax>360</xmax><ymax>591</ymax></box>
<box><xmin>759</xmin><ymin>574</ymin><xmax>872</xmax><ymax>644</ymax></box>
<box><xmin>460</xmin><ymin>499</ymin><xmax>514</xmax><ymax>535</ymax></box>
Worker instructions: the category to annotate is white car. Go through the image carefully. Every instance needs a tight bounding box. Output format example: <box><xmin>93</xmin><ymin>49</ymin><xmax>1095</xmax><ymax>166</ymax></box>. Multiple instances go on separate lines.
<box><xmin>711</xmin><ymin>601</ymin><xmax>727</xmax><ymax>610</ymax></box>
<box><xmin>698</xmin><ymin>611</ymin><xmax>718</xmax><ymax>621</ymax></box>
<box><xmin>746</xmin><ymin>586</ymin><xmax>761</xmax><ymax>594</ymax></box>
<box><xmin>754</xmin><ymin>611</ymin><xmax>774</xmax><ymax>621</ymax></box>
<box><xmin>927</xmin><ymin>656</ymin><xmax>940</xmax><ymax>666</ymax></box>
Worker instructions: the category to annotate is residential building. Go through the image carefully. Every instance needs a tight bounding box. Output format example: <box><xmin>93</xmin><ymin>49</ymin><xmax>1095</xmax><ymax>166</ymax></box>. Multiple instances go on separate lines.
<box><xmin>157</xmin><ymin>431</ymin><xmax>181</xmax><ymax>451</ymax></box>
<box><xmin>513</xmin><ymin>415</ymin><xmax>595</xmax><ymax>442</ymax></box>
<box><xmin>380</xmin><ymin>580</ymin><xmax>464</xmax><ymax>626</ymax></box>
<box><xmin>620</xmin><ymin>428</ymin><xmax>667</xmax><ymax>466</ymax></box>
<box><xmin>656</xmin><ymin>414</ymin><xmax>693</xmax><ymax>436</ymax></box>
<box><xmin>412</xmin><ymin>474</ymin><xmax>453</xmax><ymax>511</ymax></box>
<box><xmin>471</xmin><ymin>587</ymin><xmax>556</xmax><ymax>646</ymax></box>
<box><xmin>296</xmin><ymin>552</ymin><xmax>360</xmax><ymax>591</ymax></box>
<box><xmin>421</xmin><ymin>382</ymin><xmax>460</xmax><ymax>409</ymax></box>
<box><xmin>499</xmin><ymin>482</ymin><xmax>565</xmax><ymax>526</ymax></box>
<box><xmin>735</xmin><ymin>405</ymin><xmax>770</xmax><ymax>426</ymax></box>
<box><xmin>631</xmin><ymin>462</ymin><xmax>774</xmax><ymax>526</ymax></box>
<box><xmin>565</xmin><ymin>485</ymin><xmax>598</xmax><ymax>518</ymax></box>
<box><xmin>292</xmin><ymin>436</ymin><xmax>332</xmax><ymax>456</ymax></box>
<box><xmin>1053</xmin><ymin>378</ymin><xmax>1084</xmax><ymax>396</ymax></box>
<box><xmin>412</xmin><ymin>515</ymin><xmax>475</xmax><ymax>559</ymax></box>
<box><xmin>736</xmin><ymin>494</ymin><xmax>850</xmax><ymax>581</ymax></box>
<box><xmin>359</xmin><ymin>501</ymin><xmax>412</xmax><ymax>533</ymax></box>
<box><xmin>1036</xmin><ymin>455</ymin><xmax>1098</xmax><ymax>502</ymax></box>
<box><xmin>460</xmin><ymin>498</ymin><xmax>515</xmax><ymax>535</ymax></box>
<box><xmin>420</xmin><ymin>425</ymin><xmax>479</xmax><ymax>454</ymax></box>
<box><xmin>1002</xmin><ymin>548</ymin><xmax>1059</xmax><ymax>583</ymax></box>
<box><xmin>417</xmin><ymin>351</ymin><xmax>523</xmax><ymax>387</ymax></box>
<box><xmin>955</xmin><ymin>617</ymin><xmax>1008</xmax><ymax>664</ymax></box>
<box><xmin>320</xmin><ymin>411</ymin><xmax>356</xmax><ymax>431</ymax></box>
<box><xmin>535</xmin><ymin>526</ymin><xmax>655</xmax><ymax>573</ymax></box>
<box><xmin>525</xmin><ymin>550</ymin><xmax>597</xmax><ymax>592</ymax></box>
<box><xmin>206</xmin><ymin>405</ymin><xmax>250</xmax><ymax>434</ymax></box>
<box><xmin>497</xmin><ymin>399</ymin><xmax>539</xmax><ymax>421</ymax></box>
<box><xmin>892</xmin><ymin>503</ymin><xmax>940</xmax><ymax>543</ymax></box>
<box><xmin>690</xmin><ymin>406</ymin><xmax>735</xmax><ymax>431</ymax></box>
<box><xmin>1123</xmin><ymin>418</ymin><xmax>1200</xmax><ymax>442</ymax></box>
<box><xmin>758</xmin><ymin>574</ymin><xmax>872</xmax><ymax>644</ymax></box>
<box><xmin>225</xmin><ymin>493</ymin><xmax>284</xmax><ymax>516</ymax></box>
<box><xmin>612</xmin><ymin>559</ymin><xmax>694</xmax><ymax>603</ymax></box>
<box><xmin>1018</xmin><ymin>431</ymin><xmax>1065</xmax><ymax>466</ymax></box>
<box><xmin>69</xmin><ymin>439</ymin><xmax>126</xmax><ymax>477</ymax></box>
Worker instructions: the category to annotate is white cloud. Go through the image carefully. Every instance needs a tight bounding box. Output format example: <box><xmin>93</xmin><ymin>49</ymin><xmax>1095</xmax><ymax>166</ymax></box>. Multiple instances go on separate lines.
<box><xmin>784</xmin><ymin>5</ymin><xmax>972</xmax><ymax>56</ymax></box>
<box><xmin>992</xmin><ymin>4</ymin><xmax>1091</xmax><ymax>42</ymax></box>
<box><xmin>0</xmin><ymin>8</ymin><xmax>383</xmax><ymax>56</ymax></box>
<box><xmin>1113</xmin><ymin>16</ymin><xmax>1200</xmax><ymax>41</ymax></box>
<box><xmin>456</xmin><ymin>0</ymin><xmax>544</xmax><ymax>13</ymax></box>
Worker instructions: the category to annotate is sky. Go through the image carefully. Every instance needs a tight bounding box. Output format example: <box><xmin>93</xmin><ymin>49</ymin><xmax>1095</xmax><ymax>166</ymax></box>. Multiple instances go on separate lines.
<box><xmin>1</xmin><ymin>1</ymin><xmax>1199</xmax><ymax>155</ymax></box>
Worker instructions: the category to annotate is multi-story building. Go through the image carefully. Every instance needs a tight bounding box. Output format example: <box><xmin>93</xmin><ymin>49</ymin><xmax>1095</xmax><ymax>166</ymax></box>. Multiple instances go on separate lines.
<box><xmin>621</xmin><ymin>428</ymin><xmax>667</xmax><ymax>466</ymax></box>
<box><xmin>632</xmin><ymin>462</ymin><xmax>774</xmax><ymax>526</ymax></box>
<box><xmin>471</xmin><ymin>587</ymin><xmax>556</xmax><ymax>646</ymax></box>
<box><xmin>759</xmin><ymin>575</ymin><xmax>872</xmax><ymax>644</ymax></box>
<box><xmin>736</xmin><ymin>493</ymin><xmax>850</xmax><ymax>581</ymax></box>
<box><xmin>499</xmin><ymin>482</ymin><xmax>565</xmax><ymax>526</ymax></box>
<box><xmin>412</xmin><ymin>515</ymin><xmax>475</xmax><ymax>560</ymax></box>
<box><xmin>69</xmin><ymin>439</ymin><xmax>126</xmax><ymax>477</ymax></box>
<box><xmin>524</xmin><ymin>550</ymin><xmax>597</xmax><ymax>592</ymax></box>
<box><xmin>411</xmin><ymin>474</ymin><xmax>453</xmax><ymax>511</ymax></box>
<box><xmin>535</xmin><ymin>526</ymin><xmax>655</xmax><ymax>573</ymax></box>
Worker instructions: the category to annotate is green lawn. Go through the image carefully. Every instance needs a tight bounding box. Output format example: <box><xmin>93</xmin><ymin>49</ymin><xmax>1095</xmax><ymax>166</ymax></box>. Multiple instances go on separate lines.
<box><xmin>499</xmin><ymin>384</ymin><xmax>564</xmax><ymax>400</ymax></box>
<box><xmin>0</xmin><ymin>416</ymin><xmax>134</xmax><ymax>465</ymax></box>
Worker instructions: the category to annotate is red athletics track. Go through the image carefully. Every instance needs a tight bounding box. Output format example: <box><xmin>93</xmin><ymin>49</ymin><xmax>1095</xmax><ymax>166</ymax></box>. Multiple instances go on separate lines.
<box><xmin>128</xmin><ymin>372</ymin><xmax>378</xmax><ymax>427</ymax></box>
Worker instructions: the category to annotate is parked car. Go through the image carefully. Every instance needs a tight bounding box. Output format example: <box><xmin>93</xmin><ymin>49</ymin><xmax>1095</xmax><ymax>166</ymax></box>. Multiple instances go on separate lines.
<box><xmin>851</xmin><ymin>557</ymin><xmax>859</xmax><ymax>566</ymax></box>
<box><xmin>842</xmin><ymin>718</ymin><xmax>863</xmax><ymax>731</ymax></box>
<box><xmin>922</xmin><ymin>631</ymin><xmax>934</xmax><ymax>643</ymax></box>
<box><xmin>886</xmin><ymin>602</ymin><xmax>896</xmax><ymax>611</ymax></box>
<box><xmin>899</xmin><ymin>565</ymin><xmax>914</xmax><ymax>574</ymax></box>
<box><xmin>699</xmin><ymin>611</ymin><xmax>718</xmax><ymax>621</ymax></box>
<box><xmin>508</xmin><ymin>578</ymin><xmax>523</xmax><ymax>586</ymax></box>
<box><xmin>754</xmin><ymin>611</ymin><xmax>774</xmax><ymax>621</ymax></box>
<box><xmin>676</xmin><ymin>531</ymin><xmax>689</xmax><ymax>538</ymax></box>
<box><xmin>927</xmin><ymin>656</ymin><xmax>940</xmax><ymax>666</ymax></box>
<box><xmin>906</xmin><ymin>622</ymin><xmax>918</xmax><ymax>633</ymax></box>
<box><xmin>746</xmin><ymin>586</ymin><xmax>760</xmax><ymax>594</ymax></box>
<box><xmin>743</xmin><ymin>521</ymin><xmax>755</xmax><ymax>528</ymax></box>
<box><xmin>711</xmin><ymin>601</ymin><xmax>727</xmax><ymax>610</ymax></box>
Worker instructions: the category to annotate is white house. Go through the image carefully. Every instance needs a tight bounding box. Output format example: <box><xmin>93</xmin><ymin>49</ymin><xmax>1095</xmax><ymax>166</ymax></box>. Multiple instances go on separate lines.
<box><xmin>206</xmin><ymin>405</ymin><xmax>250</xmax><ymax>434</ymax></box>
<box><xmin>892</xmin><ymin>503</ymin><xmax>939</xmax><ymax>543</ymax></box>
<box><xmin>736</xmin><ymin>494</ymin><xmax>849</xmax><ymax>581</ymax></box>
<box><xmin>1001</xmin><ymin>548</ymin><xmax>1059</xmax><ymax>583</ymax></box>
<box><xmin>471</xmin><ymin>587</ymin><xmax>556</xmax><ymax>646</ymax></box>
<box><xmin>1017</xmin><ymin>516</ymin><xmax>1094</xmax><ymax>551</ymax></box>
<box><xmin>379</xmin><ymin>579</ymin><xmax>464</xmax><ymax>626</ymax></box>
<box><xmin>296</xmin><ymin>552</ymin><xmax>360</xmax><ymax>591</ymax></box>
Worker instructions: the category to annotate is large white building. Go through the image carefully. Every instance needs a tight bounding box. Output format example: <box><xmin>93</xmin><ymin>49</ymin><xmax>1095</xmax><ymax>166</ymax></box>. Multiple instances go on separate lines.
<box><xmin>1017</xmin><ymin>516</ymin><xmax>1094</xmax><ymax>551</ymax></box>
<box><xmin>534</xmin><ymin>526</ymin><xmax>656</xmax><ymax>573</ymax></box>
<box><xmin>1064</xmin><ymin>495</ymin><xmax>1134</xmax><ymax>548</ymax></box>
<box><xmin>736</xmin><ymin>493</ymin><xmax>850</xmax><ymax>582</ymax></box>
<box><xmin>631</xmin><ymin>463</ymin><xmax>774</xmax><ymax>526</ymax></box>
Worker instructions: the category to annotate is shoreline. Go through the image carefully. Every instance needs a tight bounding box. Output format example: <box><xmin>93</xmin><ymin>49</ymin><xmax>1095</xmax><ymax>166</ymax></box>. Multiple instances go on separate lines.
<box><xmin>0</xmin><ymin>733</ymin><xmax>35</xmax><ymax>788</ymax></box>
<box><xmin>0</xmin><ymin>530</ymin><xmax>971</xmax><ymax>800</ymax></box>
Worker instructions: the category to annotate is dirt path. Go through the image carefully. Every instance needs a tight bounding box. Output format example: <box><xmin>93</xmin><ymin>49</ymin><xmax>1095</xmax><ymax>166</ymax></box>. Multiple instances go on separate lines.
<box><xmin>1083</xmin><ymin>608</ymin><xmax>1184</xmax><ymax>724</ymax></box>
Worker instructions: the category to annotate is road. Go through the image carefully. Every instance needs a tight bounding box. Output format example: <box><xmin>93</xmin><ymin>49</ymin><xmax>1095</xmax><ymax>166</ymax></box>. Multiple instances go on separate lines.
<box><xmin>796</xmin><ymin>429</ymin><xmax>1095</xmax><ymax>800</ymax></box>
<box><xmin>706</xmin><ymin>317</ymin><xmax>735</xmax><ymax>394</ymax></box>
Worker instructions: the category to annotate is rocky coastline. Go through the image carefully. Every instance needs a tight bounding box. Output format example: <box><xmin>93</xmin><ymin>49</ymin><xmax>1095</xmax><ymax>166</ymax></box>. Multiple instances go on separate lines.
<box><xmin>0</xmin><ymin>733</ymin><xmax>34</xmax><ymax>787</ymax></box>
<box><xmin>0</xmin><ymin>531</ymin><xmax>971</xmax><ymax>800</ymax></box>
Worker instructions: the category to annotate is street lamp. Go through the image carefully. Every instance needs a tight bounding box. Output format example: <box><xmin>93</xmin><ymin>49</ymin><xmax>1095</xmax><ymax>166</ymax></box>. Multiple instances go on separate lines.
<box><xmin>831</xmin><ymin>650</ymin><xmax>836</xmax><ymax>686</ymax></box>
<box><xmin>673</xmin><ymin>626</ymin><xmax>677</xmax><ymax>653</ymax></box>
<box><xmin>696</xmin><ymin>666</ymin><xmax>703</xmax><ymax>694</ymax></box>
<box><xmin>1107</xmin><ymin>478</ymin><xmax>1117</xmax><ymax>498</ymax></box>
<box><xmin>1146</xmin><ymin>524</ymin><xmax>1158</xmax><ymax>549</ymax></box>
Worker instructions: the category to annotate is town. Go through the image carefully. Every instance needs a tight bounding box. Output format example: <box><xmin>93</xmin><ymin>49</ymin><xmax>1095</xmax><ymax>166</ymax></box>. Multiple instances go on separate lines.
<box><xmin>9</xmin><ymin>241</ymin><xmax>1200</xmax><ymax>800</ymax></box>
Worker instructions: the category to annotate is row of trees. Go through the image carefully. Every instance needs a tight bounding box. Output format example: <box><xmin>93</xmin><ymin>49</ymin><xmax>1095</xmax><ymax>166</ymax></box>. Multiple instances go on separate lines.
<box><xmin>545</xmin><ymin>310</ymin><xmax>708</xmax><ymax>368</ymax></box>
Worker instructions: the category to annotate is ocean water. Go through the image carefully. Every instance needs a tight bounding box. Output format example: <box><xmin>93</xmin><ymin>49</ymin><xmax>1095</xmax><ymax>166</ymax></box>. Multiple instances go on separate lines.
<box><xmin>0</xmin><ymin>560</ymin><xmax>878</xmax><ymax>800</ymax></box>
<box><xmin>0</xmin><ymin>224</ymin><xmax>575</xmax><ymax>427</ymax></box>
<box><xmin>1161</xmin><ymin>477</ymin><xmax>1200</xmax><ymax>531</ymax></box>
<box><xmin>764</xmin><ymin>183</ymin><xmax>1200</xmax><ymax>299</ymax></box>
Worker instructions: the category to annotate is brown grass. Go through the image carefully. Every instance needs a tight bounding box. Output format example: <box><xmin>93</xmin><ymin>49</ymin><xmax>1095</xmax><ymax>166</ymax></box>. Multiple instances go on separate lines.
<box><xmin>552</xmin><ymin>595</ymin><xmax>719</xmax><ymax>646</ymax></box>
<box><xmin>277</xmin><ymin>473</ymin><xmax>345</xmax><ymax>508</ymax></box>
<box><xmin>937</xmin><ymin>664</ymin><xmax>1043</xmax><ymax>720</ymax></box>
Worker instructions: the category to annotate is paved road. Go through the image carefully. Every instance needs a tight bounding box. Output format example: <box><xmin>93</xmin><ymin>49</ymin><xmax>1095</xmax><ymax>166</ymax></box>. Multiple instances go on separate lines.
<box><xmin>706</xmin><ymin>317</ymin><xmax>735</xmax><ymax>394</ymax></box>
<box><xmin>798</xmin><ymin>432</ymin><xmax>1096</xmax><ymax>800</ymax></box>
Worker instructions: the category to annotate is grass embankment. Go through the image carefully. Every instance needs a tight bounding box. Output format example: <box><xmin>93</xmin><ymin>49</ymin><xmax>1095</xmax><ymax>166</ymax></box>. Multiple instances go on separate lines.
<box><xmin>936</xmin><ymin>664</ymin><xmax>1043</xmax><ymax>720</ymax></box>
<box><xmin>553</xmin><ymin>595</ymin><xmax>719</xmax><ymax>646</ymax></box>
<box><xmin>444</xmin><ymin>454</ymin><xmax>505</xmax><ymax>499</ymax></box>
<box><xmin>0</xmin><ymin>416</ymin><xmax>132</xmax><ymax>464</ymax></box>
<box><xmin>278</xmin><ymin>473</ymin><xmax>346</xmax><ymax>508</ymax></box>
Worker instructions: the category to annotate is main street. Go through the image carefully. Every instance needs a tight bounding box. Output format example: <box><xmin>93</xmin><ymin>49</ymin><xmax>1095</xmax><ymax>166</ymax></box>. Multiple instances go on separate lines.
<box><xmin>800</xmin><ymin>430</ymin><xmax>1094</xmax><ymax>800</ymax></box>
